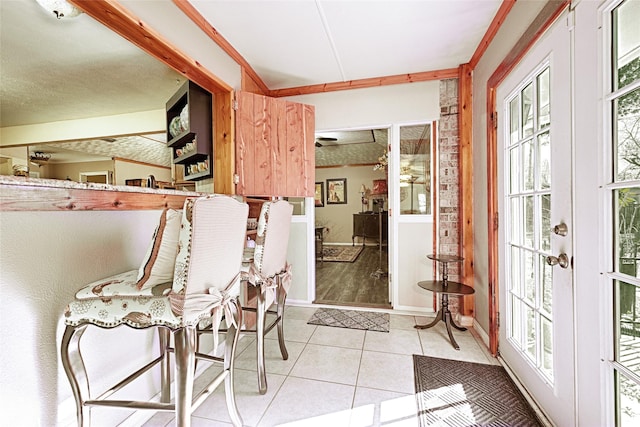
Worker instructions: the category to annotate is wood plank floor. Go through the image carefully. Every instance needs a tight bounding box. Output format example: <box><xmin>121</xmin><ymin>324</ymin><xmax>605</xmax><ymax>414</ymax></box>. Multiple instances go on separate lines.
<box><xmin>315</xmin><ymin>245</ymin><xmax>391</xmax><ymax>309</ymax></box>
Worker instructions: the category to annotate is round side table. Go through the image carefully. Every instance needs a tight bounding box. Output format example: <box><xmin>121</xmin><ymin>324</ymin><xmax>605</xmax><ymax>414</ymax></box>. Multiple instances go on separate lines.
<box><xmin>415</xmin><ymin>254</ymin><xmax>474</xmax><ymax>350</ymax></box>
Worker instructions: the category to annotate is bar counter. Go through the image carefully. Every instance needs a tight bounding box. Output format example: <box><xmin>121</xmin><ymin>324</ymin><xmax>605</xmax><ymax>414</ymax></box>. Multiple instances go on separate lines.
<box><xmin>0</xmin><ymin>176</ymin><xmax>201</xmax><ymax>211</ymax></box>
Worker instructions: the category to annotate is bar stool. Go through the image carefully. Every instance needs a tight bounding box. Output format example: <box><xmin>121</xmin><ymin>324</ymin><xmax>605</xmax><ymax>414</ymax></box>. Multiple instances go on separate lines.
<box><xmin>60</xmin><ymin>195</ymin><xmax>248</xmax><ymax>427</ymax></box>
<box><xmin>214</xmin><ymin>200</ymin><xmax>293</xmax><ymax>394</ymax></box>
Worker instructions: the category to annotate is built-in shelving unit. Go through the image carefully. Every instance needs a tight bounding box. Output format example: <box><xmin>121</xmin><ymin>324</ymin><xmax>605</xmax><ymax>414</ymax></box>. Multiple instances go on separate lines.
<box><xmin>166</xmin><ymin>81</ymin><xmax>213</xmax><ymax>181</ymax></box>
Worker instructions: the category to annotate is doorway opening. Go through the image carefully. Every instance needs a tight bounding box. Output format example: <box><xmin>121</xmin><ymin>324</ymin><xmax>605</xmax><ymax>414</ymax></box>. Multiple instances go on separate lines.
<box><xmin>313</xmin><ymin>128</ymin><xmax>391</xmax><ymax>308</ymax></box>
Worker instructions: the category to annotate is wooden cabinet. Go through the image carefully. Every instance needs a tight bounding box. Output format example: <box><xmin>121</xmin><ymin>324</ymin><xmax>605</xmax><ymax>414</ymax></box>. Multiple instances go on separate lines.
<box><xmin>352</xmin><ymin>213</ymin><xmax>388</xmax><ymax>246</ymax></box>
<box><xmin>166</xmin><ymin>81</ymin><xmax>213</xmax><ymax>181</ymax></box>
<box><xmin>235</xmin><ymin>91</ymin><xmax>315</xmax><ymax>197</ymax></box>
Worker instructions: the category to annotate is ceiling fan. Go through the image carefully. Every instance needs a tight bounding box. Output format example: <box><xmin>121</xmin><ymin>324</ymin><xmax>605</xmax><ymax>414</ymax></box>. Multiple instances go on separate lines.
<box><xmin>315</xmin><ymin>136</ymin><xmax>338</xmax><ymax>147</ymax></box>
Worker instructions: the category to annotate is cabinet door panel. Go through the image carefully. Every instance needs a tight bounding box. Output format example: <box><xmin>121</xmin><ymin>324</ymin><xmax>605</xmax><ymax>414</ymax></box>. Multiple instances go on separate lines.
<box><xmin>273</xmin><ymin>98</ymin><xmax>288</xmax><ymax>196</ymax></box>
<box><xmin>235</xmin><ymin>91</ymin><xmax>314</xmax><ymax>197</ymax></box>
<box><xmin>253</xmin><ymin>93</ymin><xmax>272</xmax><ymax>196</ymax></box>
<box><xmin>236</xmin><ymin>91</ymin><xmax>255</xmax><ymax>195</ymax></box>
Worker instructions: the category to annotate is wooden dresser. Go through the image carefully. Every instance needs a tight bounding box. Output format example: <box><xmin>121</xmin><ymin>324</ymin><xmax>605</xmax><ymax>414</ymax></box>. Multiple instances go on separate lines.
<box><xmin>352</xmin><ymin>212</ymin><xmax>388</xmax><ymax>246</ymax></box>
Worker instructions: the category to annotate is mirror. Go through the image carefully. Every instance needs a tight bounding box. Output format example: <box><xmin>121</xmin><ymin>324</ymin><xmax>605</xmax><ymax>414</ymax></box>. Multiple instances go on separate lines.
<box><xmin>0</xmin><ymin>0</ymin><xmax>186</xmax><ymax>186</ymax></box>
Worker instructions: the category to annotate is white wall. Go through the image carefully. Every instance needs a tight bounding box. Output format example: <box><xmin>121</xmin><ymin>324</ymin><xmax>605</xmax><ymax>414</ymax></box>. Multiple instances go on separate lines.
<box><xmin>315</xmin><ymin>165</ymin><xmax>386</xmax><ymax>244</ymax></box>
<box><xmin>113</xmin><ymin>159</ymin><xmax>172</xmax><ymax>185</ymax></box>
<box><xmin>0</xmin><ymin>209</ymin><xmax>162</xmax><ymax>426</ymax></box>
<box><xmin>471</xmin><ymin>0</ymin><xmax>547</xmax><ymax>334</ymax></box>
<box><xmin>286</xmin><ymin>81</ymin><xmax>440</xmax><ymax>131</ymax></box>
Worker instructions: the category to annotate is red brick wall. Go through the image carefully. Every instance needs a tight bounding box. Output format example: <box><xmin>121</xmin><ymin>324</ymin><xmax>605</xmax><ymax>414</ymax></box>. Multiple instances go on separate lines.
<box><xmin>438</xmin><ymin>78</ymin><xmax>461</xmax><ymax>316</ymax></box>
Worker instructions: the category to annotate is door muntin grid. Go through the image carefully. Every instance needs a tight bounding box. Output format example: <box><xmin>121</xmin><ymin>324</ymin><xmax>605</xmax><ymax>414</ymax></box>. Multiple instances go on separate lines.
<box><xmin>608</xmin><ymin>1</ymin><xmax>640</xmax><ymax>424</ymax></box>
<box><xmin>504</xmin><ymin>62</ymin><xmax>554</xmax><ymax>383</ymax></box>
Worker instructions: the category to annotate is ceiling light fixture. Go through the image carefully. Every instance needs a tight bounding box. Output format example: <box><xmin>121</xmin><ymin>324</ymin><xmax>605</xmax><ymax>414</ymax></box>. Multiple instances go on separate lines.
<box><xmin>35</xmin><ymin>0</ymin><xmax>83</xmax><ymax>19</ymax></box>
<box><xmin>30</xmin><ymin>151</ymin><xmax>52</xmax><ymax>165</ymax></box>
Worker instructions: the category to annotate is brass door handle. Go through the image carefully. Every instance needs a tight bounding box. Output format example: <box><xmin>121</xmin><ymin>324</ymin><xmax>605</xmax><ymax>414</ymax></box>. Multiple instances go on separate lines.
<box><xmin>546</xmin><ymin>253</ymin><xmax>569</xmax><ymax>269</ymax></box>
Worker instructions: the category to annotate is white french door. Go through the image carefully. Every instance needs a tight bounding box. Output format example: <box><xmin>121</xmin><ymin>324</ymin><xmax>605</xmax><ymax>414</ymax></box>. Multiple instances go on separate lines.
<box><xmin>496</xmin><ymin>9</ymin><xmax>576</xmax><ymax>426</ymax></box>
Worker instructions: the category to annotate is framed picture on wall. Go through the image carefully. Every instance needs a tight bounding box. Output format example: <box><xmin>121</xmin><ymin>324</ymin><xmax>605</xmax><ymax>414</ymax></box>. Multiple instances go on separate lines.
<box><xmin>315</xmin><ymin>182</ymin><xmax>324</xmax><ymax>207</ymax></box>
<box><xmin>326</xmin><ymin>178</ymin><xmax>347</xmax><ymax>204</ymax></box>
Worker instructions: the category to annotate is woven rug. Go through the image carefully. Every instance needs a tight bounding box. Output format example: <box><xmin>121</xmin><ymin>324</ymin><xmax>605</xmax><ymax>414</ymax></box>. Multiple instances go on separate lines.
<box><xmin>413</xmin><ymin>355</ymin><xmax>541</xmax><ymax>426</ymax></box>
<box><xmin>307</xmin><ymin>308</ymin><xmax>389</xmax><ymax>332</ymax></box>
<box><xmin>321</xmin><ymin>245</ymin><xmax>363</xmax><ymax>262</ymax></box>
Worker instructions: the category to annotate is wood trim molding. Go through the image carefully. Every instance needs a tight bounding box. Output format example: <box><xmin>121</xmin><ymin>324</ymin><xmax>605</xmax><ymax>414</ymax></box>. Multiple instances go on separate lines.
<box><xmin>69</xmin><ymin>0</ymin><xmax>231</xmax><ymax>95</ymax></box>
<box><xmin>112</xmin><ymin>157</ymin><xmax>171</xmax><ymax>169</ymax></box>
<box><xmin>0</xmin><ymin>181</ymin><xmax>191</xmax><ymax>211</ymax></box>
<box><xmin>172</xmin><ymin>0</ymin><xmax>270</xmax><ymax>95</ymax></box>
<box><xmin>485</xmin><ymin>0</ymin><xmax>570</xmax><ymax>355</ymax></box>
<box><xmin>469</xmin><ymin>1</ymin><xmax>517</xmax><ymax>70</ymax></box>
<box><xmin>459</xmin><ymin>63</ymin><xmax>474</xmax><ymax>316</ymax></box>
<box><xmin>269</xmin><ymin>68</ymin><xmax>459</xmax><ymax>98</ymax></box>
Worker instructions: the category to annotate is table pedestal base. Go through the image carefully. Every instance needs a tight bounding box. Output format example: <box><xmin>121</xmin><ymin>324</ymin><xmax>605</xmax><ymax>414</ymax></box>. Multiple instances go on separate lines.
<box><xmin>414</xmin><ymin>294</ymin><xmax>466</xmax><ymax>350</ymax></box>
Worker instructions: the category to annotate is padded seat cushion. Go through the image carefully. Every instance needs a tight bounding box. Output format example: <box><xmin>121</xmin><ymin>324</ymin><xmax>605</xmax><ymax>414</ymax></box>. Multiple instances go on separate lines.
<box><xmin>65</xmin><ymin>270</ymin><xmax>181</xmax><ymax>328</ymax></box>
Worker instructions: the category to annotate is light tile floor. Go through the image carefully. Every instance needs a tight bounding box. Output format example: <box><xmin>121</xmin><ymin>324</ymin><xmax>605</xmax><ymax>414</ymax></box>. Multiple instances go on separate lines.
<box><xmin>141</xmin><ymin>306</ymin><xmax>497</xmax><ymax>427</ymax></box>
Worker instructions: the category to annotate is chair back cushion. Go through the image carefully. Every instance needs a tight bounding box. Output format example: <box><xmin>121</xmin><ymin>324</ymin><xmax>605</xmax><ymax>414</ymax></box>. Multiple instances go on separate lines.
<box><xmin>173</xmin><ymin>195</ymin><xmax>249</xmax><ymax>298</ymax></box>
<box><xmin>136</xmin><ymin>208</ymin><xmax>181</xmax><ymax>290</ymax></box>
<box><xmin>253</xmin><ymin>200</ymin><xmax>293</xmax><ymax>277</ymax></box>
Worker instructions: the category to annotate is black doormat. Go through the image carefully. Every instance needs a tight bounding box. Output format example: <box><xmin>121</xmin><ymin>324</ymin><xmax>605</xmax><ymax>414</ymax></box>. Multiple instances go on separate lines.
<box><xmin>307</xmin><ymin>308</ymin><xmax>389</xmax><ymax>332</ymax></box>
<box><xmin>413</xmin><ymin>355</ymin><xmax>542</xmax><ymax>426</ymax></box>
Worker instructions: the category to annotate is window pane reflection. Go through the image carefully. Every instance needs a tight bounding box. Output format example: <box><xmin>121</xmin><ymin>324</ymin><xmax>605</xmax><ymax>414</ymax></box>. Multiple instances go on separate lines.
<box><xmin>614</xmin><ymin>188</ymin><xmax>640</xmax><ymax>276</ymax></box>
<box><xmin>522</xmin><ymin>83</ymin><xmax>534</xmax><ymax>138</ymax></box>
<box><xmin>399</xmin><ymin>124</ymin><xmax>431</xmax><ymax>215</ymax></box>
<box><xmin>613</xmin><ymin>88</ymin><xmax>640</xmax><ymax>181</ymax></box>
<box><xmin>613</xmin><ymin>0</ymin><xmax>640</xmax><ymax>92</ymax></box>
<box><xmin>537</xmin><ymin>68</ymin><xmax>550</xmax><ymax>130</ymax></box>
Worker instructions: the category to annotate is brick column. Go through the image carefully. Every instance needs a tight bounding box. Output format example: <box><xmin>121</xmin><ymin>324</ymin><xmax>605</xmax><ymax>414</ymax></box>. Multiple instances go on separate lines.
<box><xmin>438</xmin><ymin>78</ymin><xmax>461</xmax><ymax>317</ymax></box>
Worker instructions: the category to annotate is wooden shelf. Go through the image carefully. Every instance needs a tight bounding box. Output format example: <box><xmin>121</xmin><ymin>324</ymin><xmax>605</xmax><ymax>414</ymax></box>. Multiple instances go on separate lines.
<box><xmin>166</xmin><ymin>81</ymin><xmax>213</xmax><ymax>181</ymax></box>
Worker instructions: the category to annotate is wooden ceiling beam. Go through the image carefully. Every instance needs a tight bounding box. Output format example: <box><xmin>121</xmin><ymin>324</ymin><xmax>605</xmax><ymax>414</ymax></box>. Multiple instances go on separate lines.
<box><xmin>69</xmin><ymin>0</ymin><xmax>232</xmax><ymax>95</ymax></box>
<box><xmin>269</xmin><ymin>68</ymin><xmax>459</xmax><ymax>98</ymax></box>
<box><xmin>173</xmin><ymin>0</ymin><xmax>271</xmax><ymax>95</ymax></box>
<box><xmin>469</xmin><ymin>0</ymin><xmax>516</xmax><ymax>70</ymax></box>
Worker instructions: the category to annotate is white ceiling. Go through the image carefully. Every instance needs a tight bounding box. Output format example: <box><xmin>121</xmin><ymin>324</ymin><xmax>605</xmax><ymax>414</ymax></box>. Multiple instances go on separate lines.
<box><xmin>190</xmin><ymin>0</ymin><xmax>501</xmax><ymax>89</ymax></box>
<box><xmin>0</xmin><ymin>0</ymin><xmax>502</xmax><ymax>166</ymax></box>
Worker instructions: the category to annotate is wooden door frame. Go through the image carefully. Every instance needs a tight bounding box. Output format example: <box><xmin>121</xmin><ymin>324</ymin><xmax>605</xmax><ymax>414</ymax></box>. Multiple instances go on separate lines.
<box><xmin>486</xmin><ymin>0</ymin><xmax>570</xmax><ymax>355</ymax></box>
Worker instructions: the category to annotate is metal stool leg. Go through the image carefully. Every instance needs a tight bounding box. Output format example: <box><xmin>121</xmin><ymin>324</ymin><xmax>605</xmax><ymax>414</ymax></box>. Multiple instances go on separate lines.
<box><xmin>224</xmin><ymin>298</ymin><xmax>243</xmax><ymax>427</ymax></box>
<box><xmin>256</xmin><ymin>289</ymin><xmax>268</xmax><ymax>395</ymax></box>
<box><xmin>61</xmin><ymin>325</ymin><xmax>90</xmax><ymax>427</ymax></box>
<box><xmin>276</xmin><ymin>280</ymin><xmax>288</xmax><ymax>360</ymax></box>
<box><xmin>174</xmin><ymin>326</ymin><xmax>196</xmax><ymax>427</ymax></box>
<box><xmin>158</xmin><ymin>328</ymin><xmax>171</xmax><ymax>403</ymax></box>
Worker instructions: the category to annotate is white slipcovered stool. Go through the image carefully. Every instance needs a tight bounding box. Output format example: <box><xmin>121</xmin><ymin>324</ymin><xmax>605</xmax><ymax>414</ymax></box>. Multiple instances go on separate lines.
<box><xmin>61</xmin><ymin>195</ymin><xmax>248</xmax><ymax>427</ymax></box>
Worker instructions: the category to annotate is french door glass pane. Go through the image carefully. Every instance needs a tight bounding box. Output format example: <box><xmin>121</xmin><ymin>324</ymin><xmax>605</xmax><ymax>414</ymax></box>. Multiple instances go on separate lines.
<box><xmin>614</xmin><ymin>188</ymin><xmax>640</xmax><ymax>276</ymax></box>
<box><xmin>511</xmin><ymin>197</ymin><xmax>521</xmax><ymax>245</ymax></box>
<box><xmin>614</xmin><ymin>88</ymin><xmax>640</xmax><ymax>182</ymax></box>
<box><xmin>542</xmin><ymin>315</ymin><xmax>553</xmax><ymax>379</ymax></box>
<box><xmin>523</xmin><ymin>138</ymin><xmax>535</xmax><ymax>191</ymax></box>
<box><xmin>537</xmin><ymin>68</ymin><xmax>550</xmax><ymax>129</ymax></box>
<box><xmin>510</xmin><ymin>147</ymin><xmax>519</xmax><ymax>193</ymax></box>
<box><xmin>524</xmin><ymin>195</ymin><xmax>535</xmax><ymax>248</ymax></box>
<box><xmin>541</xmin><ymin>253</ymin><xmax>553</xmax><ymax>314</ymax></box>
<box><xmin>538</xmin><ymin>132</ymin><xmax>551</xmax><ymax>189</ymax></box>
<box><xmin>540</xmin><ymin>194</ymin><xmax>552</xmax><ymax>252</ymax></box>
<box><xmin>613</xmin><ymin>0</ymin><xmax>640</xmax><ymax>92</ymax></box>
<box><xmin>512</xmin><ymin>294</ymin><xmax>522</xmax><ymax>346</ymax></box>
<box><xmin>617</xmin><ymin>371</ymin><xmax>640</xmax><ymax>426</ymax></box>
<box><xmin>525</xmin><ymin>304</ymin><xmax>536</xmax><ymax>360</ymax></box>
<box><xmin>524</xmin><ymin>249</ymin><xmax>535</xmax><ymax>303</ymax></box>
<box><xmin>511</xmin><ymin>246</ymin><xmax>521</xmax><ymax>294</ymax></box>
<box><xmin>522</xmin><ymin>83</ymin><xmax>534</xmax><ymax>137</ymax></box>
<box><xmin>399</xmin><ymin>124</ymin><xmax>431</xmax><ymax>215</ymax></box>
<box><xmin>616</xmin><ymin>280</ymin><xmax>640</xmax><ymax>376</ymax></box>
<box><xmin>511</xmin><ymin>97</ymin><xmax>520</xmax><ymax>144</ymax></box>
